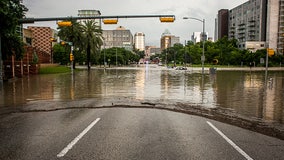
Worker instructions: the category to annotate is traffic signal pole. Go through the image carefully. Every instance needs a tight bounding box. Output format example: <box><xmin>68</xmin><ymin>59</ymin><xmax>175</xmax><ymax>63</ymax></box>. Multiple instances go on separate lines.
<box><xmin>18</xmin><ymin>15</ymin><xmax>175</xmax><ymax>24</ymax></box>
<box><xmin>16</xmin><ymin>14</ymin><xmax>174</xmax><ymax>74</ymax></box>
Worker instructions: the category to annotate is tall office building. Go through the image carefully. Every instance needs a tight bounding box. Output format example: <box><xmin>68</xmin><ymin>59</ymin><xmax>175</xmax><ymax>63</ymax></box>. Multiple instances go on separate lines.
<box><xmin>160</xmin><ymin>29</ymin><xmax>180</xmax><ymax>50</ymax></box>
<box><xmin>145</xmin><ymin>46</ymin><xmax>161</xmax><ymax>57</ymax></box>
<box><xmin>216</xmin><ymin>0</ymin><xmax>284</xmax><ymax>54</ymax></box>
<box><xmin>267</xmin><ymin>0</ymin><xmax>283</xmax><ymax>54</ymax></box>
<box><xmin>102</xmin><ymin>26</ymin><xmax>133</xmax><ymax>51</ymax></box>
<box><xmin>134</xmin><ymin>32</ymin><xmax>145</xmax><ymax>51</ymax></box>
<box><xmin>217</xmin><ymin>9</ymin><xmax>229</xmax><ymax>40</ymax></box>
<box><xmin>78</xmin><ymin>10</ymin><xmax>101</xmax><ymax>27</ymax></box>
<box><xmin>191</xmin><ymin>32</ymin><xmax>208</xmax><ymax>44</ymax></box>
<box><xmin>228</xmin><ymin>0</ymin><xmax>267</xmax><ymax>51</ymax></box>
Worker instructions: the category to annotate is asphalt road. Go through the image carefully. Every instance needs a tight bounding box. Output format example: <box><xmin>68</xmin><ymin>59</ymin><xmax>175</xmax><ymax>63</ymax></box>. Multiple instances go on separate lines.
<box><xmin>0</xmin><ymin>108</ymin><xmax>283</xmax><ymax>160</ymax></box>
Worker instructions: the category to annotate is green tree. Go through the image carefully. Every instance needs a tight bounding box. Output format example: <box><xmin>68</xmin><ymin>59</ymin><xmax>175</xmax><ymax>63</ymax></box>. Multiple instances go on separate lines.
<box><xmin>215</xmin><ymin>36</ymin><xmax>239</xmax><ymax>65</ymax></box>
<box><xmin>81</xmin><ymin>20</ymin><xmax>103</xmax><ymax>70</ymax></box>
<box><xmin>57</xmin><ymin>20</ymin><xmax>83</xmax><ymax>68</ymax></box>
<box><xmin>100</xmin><ymin>47</ymin><xmax>139</xmax><ymax>66</ymax></box>
<box><xmin>0</xmin><ymin>0</ymin><xmax>28</xmax><ymax>59</ymax></box>
<box><xmin>137</xmin><ymin>50</ymin><xmax>145</xmax><ymax>59</ymax></box>
<box><xmin>53</xmin><ymin>44</ymin><xmax>69</xmax><ymax>65</ymax></box>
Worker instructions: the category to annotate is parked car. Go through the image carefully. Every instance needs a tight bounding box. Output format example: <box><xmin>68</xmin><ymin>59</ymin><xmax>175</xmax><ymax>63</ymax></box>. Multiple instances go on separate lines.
<box><xmin>176</xmin><ymin>67</ymin><xmax>187</xmax><ymax>70</ymax></box>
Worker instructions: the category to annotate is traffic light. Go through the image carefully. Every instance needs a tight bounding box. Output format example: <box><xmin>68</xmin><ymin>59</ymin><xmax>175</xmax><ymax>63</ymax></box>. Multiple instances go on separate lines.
<box><xmin>60</xmin><ymin>41</ymin><xmax>66</xmax><ymax>45</ymax></box>
<box><xmin>57</xmin><ymin>21</ymin><xmax>72</xmax><ymax>27</ymax></box>
<box><xmin>70</xmin><ymin>53</ymin><xmax>74</xmax><ymax>61</ymax></box>
<box><xmin>103</xmin><ymin>19</ymin><xmax>118</xmax><ymax>24</ymax></box>
<box><xmin>160</xmin><ymin>17</ymin><xmax>175</xmax><ymax>23</ymax></box>
<box><xmin>50</xmin><ymin>38</ymin><xmax>57</xmax><ymax>42</ymax></box>
<box><xmin>267</xmin><ymin>48</ymin><xmax>275</xmax><ymax>57</ymax></box>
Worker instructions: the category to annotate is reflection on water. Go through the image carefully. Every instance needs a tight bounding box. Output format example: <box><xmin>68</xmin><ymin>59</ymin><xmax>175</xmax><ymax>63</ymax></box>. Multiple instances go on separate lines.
<box><xmin>0</xmin><ymin>66</ymin><xmax>283</xmax><ymax>124</ymax></box>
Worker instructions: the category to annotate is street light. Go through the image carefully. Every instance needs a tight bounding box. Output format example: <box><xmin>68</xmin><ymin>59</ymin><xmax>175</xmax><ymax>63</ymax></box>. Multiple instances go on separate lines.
<box><xmin>183</xmin><ymin>17</ymin><xmax>206</xmax><ymax>74</ymax></box>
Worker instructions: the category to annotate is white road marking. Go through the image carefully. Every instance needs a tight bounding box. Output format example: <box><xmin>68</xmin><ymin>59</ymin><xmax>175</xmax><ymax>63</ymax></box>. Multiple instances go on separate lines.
<box><xmin>207</xmin><ymin>121</ymin><xmax>253</xmax><ymax>160</ymax></box>
<box><xmin>57</xmin><ymin>118</ymin><xmax>101</xmax><ymax>157</ymax></box>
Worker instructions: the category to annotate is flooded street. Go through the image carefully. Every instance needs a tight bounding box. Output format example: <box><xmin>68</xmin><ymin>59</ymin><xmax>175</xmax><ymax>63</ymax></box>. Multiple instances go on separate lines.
<box><xmin>0</xmin><ymin>65</ymin><xmax>284</xmax><ymax>126</ymax></box>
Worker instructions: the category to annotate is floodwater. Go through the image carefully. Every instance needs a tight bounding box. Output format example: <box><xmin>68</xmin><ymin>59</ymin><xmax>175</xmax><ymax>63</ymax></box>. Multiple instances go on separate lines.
<box><xmin>0</xmin><ymin>65</ymin><xmax>284</xmax><ymax>124</ymax></box>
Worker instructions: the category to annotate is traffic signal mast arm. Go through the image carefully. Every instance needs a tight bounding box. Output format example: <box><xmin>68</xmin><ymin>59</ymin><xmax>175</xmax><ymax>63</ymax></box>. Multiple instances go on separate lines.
<box><xmin>18</xmin><ymin>15</ymin><xmax>175</xmax><ymax>23</ymax></box>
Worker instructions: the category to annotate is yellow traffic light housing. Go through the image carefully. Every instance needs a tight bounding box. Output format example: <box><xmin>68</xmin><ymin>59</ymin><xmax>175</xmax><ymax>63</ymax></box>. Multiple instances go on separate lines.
<box><xmin>160</xmin><ymin>17</ymin><xmax>175</xmax><ymax>23</ymax></box>
<box><xmin>50</xmin><ymin>38</ymin><xmax>57</xmax><ymax>42</ymax></box>
<box><xmin>60</xmin><ymin>41</ymin><xmax>66</xmax><ymax>45</ymax></box>
<box><xmin>70</xmin><ymin>53</ymin><xmax>74</xmax><ymax>61</ymax></box>
<box><xmin>267</xmin><ymin>48</ymin><xmax>275</xmax><ymax>57</ymax></box>
<box><xmin>103</xmin><ymin>19</ymin><xmax>118</xmax><ymax>24</ymax></box>
<box><xmin>57</xmin><ymin>21</ymin><xmax>72</xmax><ymax>27</ymax></box>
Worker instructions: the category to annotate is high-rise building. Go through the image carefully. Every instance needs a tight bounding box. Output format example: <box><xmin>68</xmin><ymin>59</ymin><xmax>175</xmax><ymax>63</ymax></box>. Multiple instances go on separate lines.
<box><xmin>102</xmin><ymin>26</ymin><xmax>133</xmax><ymax>51</ymax></box>
<box><xmin>191</xmin><ymin>32</ymin><xmax>208</xmax><ymax>44</ymax></box>
<box><xmin>228</xmin><ymin>0</ymin><xmax>267</xmax><ymax>50</ymax></box>
<box><xmin>216</xmin><ymin>0</ymin><xmax>284</xmax><ymax>54</ymax></box>
<box><xmin>267</xmin><ymin>0</ymin><xmax>283</xmax><ymax>54</ymax></box>
<box><xmin>160</xmin><ymin>29</ymin><xmax>180</xmax><ymax>50</ymax></box>
<box><xmin>78</xmin><ymin>10</ymin><xmax>101</xmax><ymax>27</ymax></box>
<box><xmin>217</xmin><ymin>9</ymin><xmax>229</xmax><ymax>40</ymax></box>
<box><xmin>145</xmin><ymin>46</ymin><xmax>161</xmax><ymax>57</ymax></box>
<box><xmin>134</xmin><ymin>32</ymin><xmax>145</xmax><ymax>51</ymax></box>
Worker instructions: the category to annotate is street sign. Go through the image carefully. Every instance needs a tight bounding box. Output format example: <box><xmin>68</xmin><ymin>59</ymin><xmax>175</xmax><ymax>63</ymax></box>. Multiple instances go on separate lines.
<box><xmin>260</xmin><ymin>58</ymin><xmax>265</xmax><ymax>64</ymax></box>
<box><xmin>201</xmin><ymin>55</ymin><xmax>205</xmax><ymax>62</ymax></box>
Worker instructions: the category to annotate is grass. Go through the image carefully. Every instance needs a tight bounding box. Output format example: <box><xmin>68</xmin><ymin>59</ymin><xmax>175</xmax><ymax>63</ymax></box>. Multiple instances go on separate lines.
<box><xmin>39</xmin><ymin>66</ymin><xmax>71</xmax><ymax>74</ymax></box>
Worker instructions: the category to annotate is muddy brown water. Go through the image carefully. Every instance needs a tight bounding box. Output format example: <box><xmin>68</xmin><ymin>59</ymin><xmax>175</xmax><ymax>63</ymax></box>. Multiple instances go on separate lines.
<box><xmin>1</xmin><ymin>66</ymin><xmax>283</xmax><ymax>126</ymax></box>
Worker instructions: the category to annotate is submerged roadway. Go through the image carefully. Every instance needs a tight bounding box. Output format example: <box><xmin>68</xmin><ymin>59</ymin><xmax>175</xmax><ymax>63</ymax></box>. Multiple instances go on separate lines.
<box><xmin>0</xmin><ymin>108</ymin><xmax>284</xmax><ymax>160</ymax></box>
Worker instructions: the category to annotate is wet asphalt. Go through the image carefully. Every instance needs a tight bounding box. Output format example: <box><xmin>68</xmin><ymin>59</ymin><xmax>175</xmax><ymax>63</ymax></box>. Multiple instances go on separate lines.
<box><xmin>0</xmin><ymin>108</ymin><xmax>284</xmax><ymax>160</ymax></box>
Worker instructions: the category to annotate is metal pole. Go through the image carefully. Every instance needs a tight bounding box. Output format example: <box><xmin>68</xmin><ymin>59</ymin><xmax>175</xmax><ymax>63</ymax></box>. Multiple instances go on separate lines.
<box><xmin>183</xmin><ymin>17</ymin><xmax>205</xmax><ymax>74</ymax></box>
<box><xmin>71</xmin><ymin>46</ymin><xmax>74</xmax><ymax>73</ymax></box>
<box><xmin>116</xmin><ymin>48</ymin><xmax>118</xmax><ymax>67</ymax></box>
<box><xmin>19</xmin><ymin>15</ymin><xmax>176</xmax><ymax>23</ymax></box>
<box><xmin>50</xmin><ymin>41</ymin><xmax>53</xmax><ymax>64</ymax></box>
<box><xmin>0</xmin><ymin>34</ymin><xmax>3</xmax><ymax>83</ymax></box>
<box><xmin>184</xmin><ymin>40</ymin><xmax>186</xmax><ymax>67</ymax></box>
<box><xmin>104</xmin><ymin>42</ymin><xmax>106</xmax><ymax>69</ymax></box>
<box><xmin>202</xmin><ymin>19</ymin><xmax>205</xmax><ymax>74</ymax></box>
<box><xmin>265</xmin><ymin>48</ymin><xmax>268</xmax><ymax>79</ymax></box>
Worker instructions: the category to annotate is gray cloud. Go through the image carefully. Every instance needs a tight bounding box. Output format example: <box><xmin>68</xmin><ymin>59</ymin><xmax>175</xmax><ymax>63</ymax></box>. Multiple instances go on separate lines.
<box><xmin>23</xmin><ymin>0</ymin><xmax>248</xmax><ymax>46</ymax></box>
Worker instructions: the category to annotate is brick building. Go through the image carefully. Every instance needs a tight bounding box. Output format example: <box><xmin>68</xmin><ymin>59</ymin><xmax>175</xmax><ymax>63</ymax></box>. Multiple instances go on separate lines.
<box><xmin>27</xmin><ymin>26</ymin><xmax>57</xmax><ymax>62</ymax></box>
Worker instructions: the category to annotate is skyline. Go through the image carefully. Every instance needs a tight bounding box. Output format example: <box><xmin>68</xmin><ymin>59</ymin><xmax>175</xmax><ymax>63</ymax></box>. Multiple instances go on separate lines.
<box><xmin>23</xmin><ymin>0</ymin><xmax>248</xmax><ymax>46</ymax></box>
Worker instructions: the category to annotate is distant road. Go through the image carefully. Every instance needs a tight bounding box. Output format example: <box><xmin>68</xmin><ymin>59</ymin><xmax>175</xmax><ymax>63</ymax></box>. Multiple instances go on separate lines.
<box><xmin>76</xmin><ymin>64</ymin><xmax>284</xmax><ymax>71</ymax></box>
<box><xmin>0</xmin><ymin>108</ymin><xmax>283</xmax><ymax>160</ymax></box>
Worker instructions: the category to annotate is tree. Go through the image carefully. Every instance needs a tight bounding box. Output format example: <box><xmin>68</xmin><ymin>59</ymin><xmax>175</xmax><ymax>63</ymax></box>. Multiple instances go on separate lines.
<box><xmin>99</xmin><ymin>47</ymin><xmax>139</xmax><ymax>66</ymax></box>
<box><xmin>215</xmin><ymin>36</ymin><xmax>239</xmax><ymax>65</ymax></box>
<box><xmin>57</xmin><ymin>20</ymin><xmax>83</xmax><ymax>68</ymax></box>
<box><xmin>81</xmin><ymin>20</ymin><xmax>103</xmax><ymax>70</ymax></box>
<box><xmin>0</xmin><ymin>0</ymin><xmax>28</xmax><ymax>59</ymax></box>
<box><xmin>53</xmin><ymin>44</ymin><xmax>69</xmax><ymax>65</ymax></box>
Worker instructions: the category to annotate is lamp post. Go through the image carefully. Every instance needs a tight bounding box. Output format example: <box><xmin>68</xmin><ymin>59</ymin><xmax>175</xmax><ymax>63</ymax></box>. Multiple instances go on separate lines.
<box><xmin>183</xmin><ymin>17</ymin><xmax>206</xmax><ymax>74</ymax></box>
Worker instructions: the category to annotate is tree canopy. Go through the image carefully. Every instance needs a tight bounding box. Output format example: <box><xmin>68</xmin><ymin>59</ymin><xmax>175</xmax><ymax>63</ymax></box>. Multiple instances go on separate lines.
<box><xmin>0</xmin><ymin>0</ymin><xmax>28</xmax><ymax>59</ymax></box>
<box><xmin>153</xmin><ymin>37</ymin><xmax>284</xmax><ymax>67</ymax></box>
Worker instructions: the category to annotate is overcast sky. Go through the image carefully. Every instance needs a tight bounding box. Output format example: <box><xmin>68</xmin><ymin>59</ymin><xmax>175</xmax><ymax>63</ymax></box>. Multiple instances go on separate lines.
<box><xmin>23</xmin><ymin>0</ymin><xmax>248</xmax><ymax>46</ymax></box>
